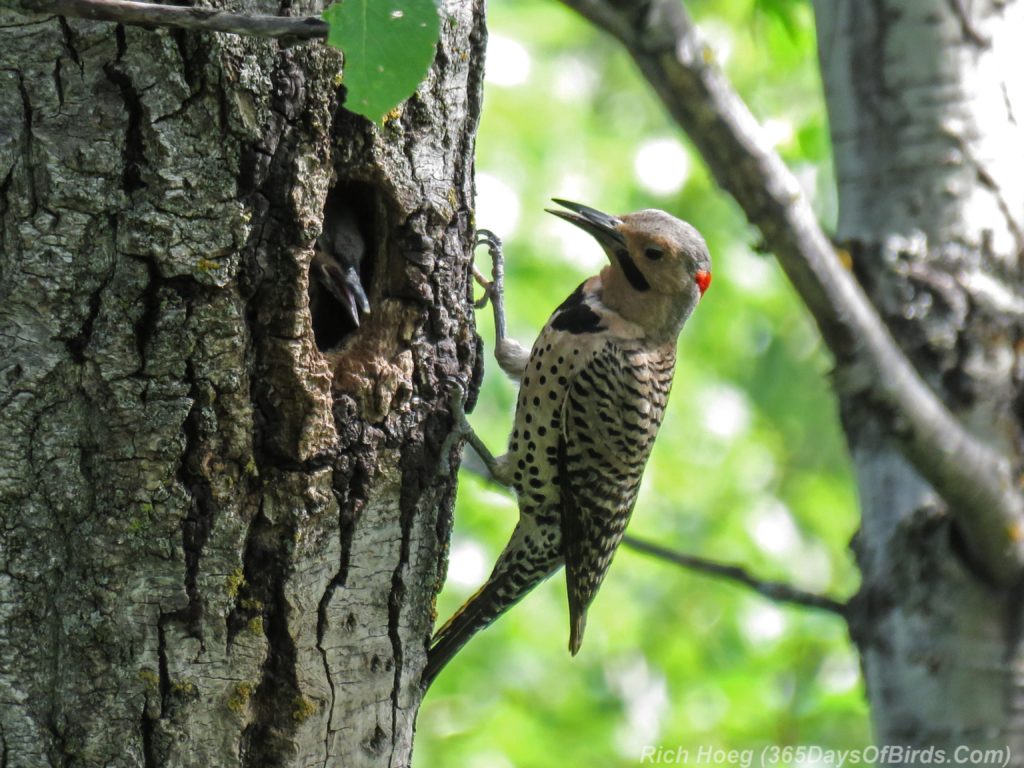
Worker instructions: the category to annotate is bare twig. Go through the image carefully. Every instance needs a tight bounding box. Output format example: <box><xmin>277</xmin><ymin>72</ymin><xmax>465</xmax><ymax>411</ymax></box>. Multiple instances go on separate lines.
<box><xmin>11</xmin><ymin>0</ymin><xmax>328</xmax><ymax>41</ymax></box>
<box><xmin>622</xmin><ymin>535</ymin><xmax>847</xmax><ymax>616</ymax></box>
<box><xmin>946</xmin><ymin>0</ymin><xmax>990</xmax><ymax>47</ymax></box>
<box><xmin>559</xmin><ymin>0</ymin><xmax>1024</xmax><ymax>585</ymax></box>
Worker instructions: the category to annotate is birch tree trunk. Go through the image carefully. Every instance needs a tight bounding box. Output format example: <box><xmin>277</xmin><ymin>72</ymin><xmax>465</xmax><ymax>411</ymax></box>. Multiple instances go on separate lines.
<box><xmin>815</xmin><ymin>0</ymin><xmax>1024</xmax><ymax>756</ymax></box>
<box><xmin>0</xmin><ymin>0</ymin><xmax>484</xmax><ymax>764</ymax></box>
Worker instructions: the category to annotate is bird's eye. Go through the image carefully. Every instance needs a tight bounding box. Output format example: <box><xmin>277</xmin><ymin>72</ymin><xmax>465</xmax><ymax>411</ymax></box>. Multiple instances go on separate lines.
<box><xmin>645</xmin><ymin>247</ymin><xmax>664</xmax><ymax>261</ymax></box>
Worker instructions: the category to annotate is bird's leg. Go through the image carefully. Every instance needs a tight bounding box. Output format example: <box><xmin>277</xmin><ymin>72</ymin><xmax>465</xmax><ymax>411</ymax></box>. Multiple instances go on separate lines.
<box><xmin>441</xmin><ymin>380</ymin><xmax>507</xmax><ymax>485</ymax></box>
<box><xmin>473</xmin><ymin>229</ymin><xmax>507</xmax><ymax>338</ymax></box>
<box><xmin>473</xmin><ymin>230</ymin><xmax>529</xmax><ymax>380</ymax></box>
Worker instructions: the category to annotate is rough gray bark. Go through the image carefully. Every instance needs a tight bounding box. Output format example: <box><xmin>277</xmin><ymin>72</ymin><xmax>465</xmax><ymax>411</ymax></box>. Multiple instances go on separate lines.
<box><xmin>815</xmin><ymin>0</ymin><xmax>1024</xmax><ymax>756</ymax></box>
<box><xmin>0</xmin><ymin>0</ymin><xmax>484</xmax><ymax>765</ymax></box>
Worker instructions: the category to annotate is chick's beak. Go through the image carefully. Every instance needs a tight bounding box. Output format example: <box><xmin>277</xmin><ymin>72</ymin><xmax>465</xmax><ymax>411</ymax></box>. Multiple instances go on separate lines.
<box><xmin>315</xmin><ymin>252</ymin><xmax>371</xmax><ymax>327</ymax></box>
<box><xmin>339</xmin><ymin>267</ymin><xmax>371</xmax><ymax>326</ymax></box>
<box><xmin>545</xmin><ymin>199</ymin><xmax>626</xmax><ymax>251</ymax></box>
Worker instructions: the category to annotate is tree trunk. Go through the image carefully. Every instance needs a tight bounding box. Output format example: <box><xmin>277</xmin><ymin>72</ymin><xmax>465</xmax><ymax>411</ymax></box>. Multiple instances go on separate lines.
<box><xmin>815</xmin><ymin>0</ymin><xmax>1024</xmax><ymax>757</ymax></box>
<box><xmin>0</xmin><ymin>0</ymin><xmax>484</xmax><ymax>764</ymax></box>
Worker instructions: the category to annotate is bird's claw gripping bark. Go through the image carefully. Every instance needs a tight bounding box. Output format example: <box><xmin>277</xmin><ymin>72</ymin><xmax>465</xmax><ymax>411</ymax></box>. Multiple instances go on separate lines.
<box><xmin>471</xmin><ymin>230</ymin><xmax>498</xmax><ymax>309</ymax></box>
<box><xmin>472</xmin><ymin>229</ymin><xmax>508</xmax><ymax>343</ymax></box>
<box><xmin>441</xmin><ymin>378</ymin><xmax>503</xmax><ymax>481</ymax></box>
<box><xmin>474</xmin><ymin>229</ymin><xmax>504</xmax><ymax>282</ymax></box>
<box><xmin>445</xmin><ymin>378</ymin><xmax>471</xmax><ymax>429</ymax></box>
<box><xmin>471</xmin><ymin>265</ymin><xmax>494</xmax><ymax>310</ymax></box>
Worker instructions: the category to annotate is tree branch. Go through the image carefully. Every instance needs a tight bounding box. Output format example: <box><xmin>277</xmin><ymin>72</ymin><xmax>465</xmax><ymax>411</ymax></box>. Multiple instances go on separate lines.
<box><xmin>560</xmin><ymin>0</ymin><xmax>1024</xmax><ymax>585</ymax></box>
<box><xmin>622</xmin><ymin>535</ymin><xmax>847</xmax><ymax>616</ymax></box>
<box><xmin>10</xmin><ymin>0</ymin><xmax>328</xmax><ymax>41</ymax></box>
<box><xmin>460</xmin><ymin>455</ymin><xmax>848</xmax><ymax>616</ymax></box>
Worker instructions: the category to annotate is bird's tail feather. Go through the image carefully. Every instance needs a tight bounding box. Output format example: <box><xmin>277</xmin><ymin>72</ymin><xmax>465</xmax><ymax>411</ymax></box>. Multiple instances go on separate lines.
<box><xmin>569</xmin><ymin>611</ymin><xmax>587</xmax><ymax>656</ymax></box>
<box><xmin>423</xmin><ymin>557</ymin><xmax>557</xmax><ymax>689</ymax></box>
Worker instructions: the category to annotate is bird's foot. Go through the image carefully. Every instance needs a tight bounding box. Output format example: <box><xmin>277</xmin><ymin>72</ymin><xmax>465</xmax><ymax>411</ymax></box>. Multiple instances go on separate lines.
<box><xmin>473</xmin><ymin>229</ymin><xmax>508</xmax><ymax>341</ymax></box>
<box><xmin>474</xmin><ymin>229</ymin><xmax>505</xmax><ymax>286</ymax></box>
<box><xmin>441</xmin><ymin>378</ymin><xmax>504</xmax><ymax>482</ymax></box>
<box><xmin>471</xmin><ymin>264</ymin><xmax>493</xmax><ymax>310</ymax></box>
<box><xmin>472</xmin><ymin>229</ymin><xmax>502</xmax><ymax>308</ymax></box>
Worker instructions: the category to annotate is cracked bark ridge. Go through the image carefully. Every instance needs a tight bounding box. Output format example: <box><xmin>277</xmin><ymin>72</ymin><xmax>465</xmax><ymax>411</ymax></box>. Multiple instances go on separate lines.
<box><xmin>816</xmin><ymin>0</ymin><xmax>1024</xmax><ymax>755</ymax></box>
<box><xmin>0</xmin><ymin>0</ymin><xmax>485</xmax><ymax>765</ymax></box>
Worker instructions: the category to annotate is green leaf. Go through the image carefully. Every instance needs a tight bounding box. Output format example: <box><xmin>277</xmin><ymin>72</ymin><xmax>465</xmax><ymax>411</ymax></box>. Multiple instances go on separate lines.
<box><xmin>753</xmin><ymin>0</ymin><xmax>804</xmax><ymax>40</ymax></box>
<box><xmin>323</xmin><ymin>0</ymin><xmax>441</xmax><ymax>124</ymax></box>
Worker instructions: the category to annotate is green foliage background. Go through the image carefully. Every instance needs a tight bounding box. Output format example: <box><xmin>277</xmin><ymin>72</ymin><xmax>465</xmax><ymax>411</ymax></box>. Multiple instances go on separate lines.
<box><xmin>416</xmin><ymin>1</ymin><xmax>870</xmax><ymax>764</ymax></box>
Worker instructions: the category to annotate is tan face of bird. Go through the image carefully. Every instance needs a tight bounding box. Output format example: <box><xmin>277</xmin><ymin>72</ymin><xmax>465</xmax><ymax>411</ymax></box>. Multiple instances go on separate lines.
<box><xmin>546</xmin><ymin>200</ymin><xmax>712</xmax><ymax>340</ymax></box>
<box><xmin>617</xmin><ymin>209</ymin><xmax>712</xmax><ymax>296</ymax></box>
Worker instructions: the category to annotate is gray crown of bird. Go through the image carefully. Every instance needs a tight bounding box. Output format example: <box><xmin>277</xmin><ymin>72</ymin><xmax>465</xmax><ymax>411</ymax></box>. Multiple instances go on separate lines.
<box><xmin>423</xmin><ymin>199</ymin><xmax>711</xmax><ymax>688</ymax></box>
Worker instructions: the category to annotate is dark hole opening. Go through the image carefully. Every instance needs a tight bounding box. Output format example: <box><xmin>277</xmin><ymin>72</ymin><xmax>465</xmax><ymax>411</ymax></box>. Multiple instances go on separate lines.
<box><xmin>310</xmin><ymin>182</ymin><xmax>378</xmax><ymax>351</ymax></box>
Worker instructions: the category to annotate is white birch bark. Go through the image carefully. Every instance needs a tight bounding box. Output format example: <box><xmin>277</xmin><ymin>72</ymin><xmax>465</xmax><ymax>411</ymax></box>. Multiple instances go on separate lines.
<box><xmin>815</xmin><ymin>0</ymin><xmax>1024</xmax><ymax>756</ymax></box>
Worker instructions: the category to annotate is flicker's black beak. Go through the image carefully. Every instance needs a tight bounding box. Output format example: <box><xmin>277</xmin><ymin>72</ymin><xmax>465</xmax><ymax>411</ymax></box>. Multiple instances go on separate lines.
<box><xmin>315</xmin><ymin>250</ymin><xmax>371</xmax><ymax>327</ymax></box>
<box><xmin>545</xmin><ymin>199</ymin><xmax>626</xmax><ymax>250</ymax></box>
<box><xmin>338</xmin><ymin>266</ymin><xmax>371</xmax><ymax>327</ymax></box>
<box><xmin>547</xmin><ymin>199</ymin><xmax>652</xmax><ymax>293</ymax></box>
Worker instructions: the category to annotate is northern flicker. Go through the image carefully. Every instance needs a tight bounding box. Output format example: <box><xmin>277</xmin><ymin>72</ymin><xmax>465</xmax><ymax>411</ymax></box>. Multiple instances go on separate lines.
<box><xmin>310</xmin><ymin>204</ymin><xmax>370</xmax><ymax>328</ymax></box>
<box><xmin>424</xmin><ymin>200</ymin><xmax>711</xmax><ymax>687</ymax></box>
